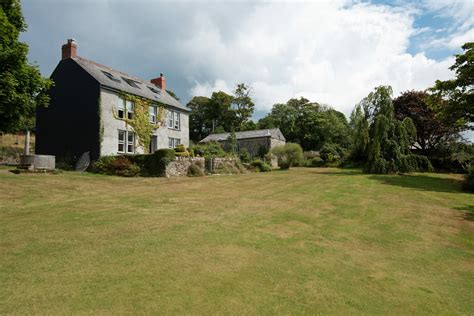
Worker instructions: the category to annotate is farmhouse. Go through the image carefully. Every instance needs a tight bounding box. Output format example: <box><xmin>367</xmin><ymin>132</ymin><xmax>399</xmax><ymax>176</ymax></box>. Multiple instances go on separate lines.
<box><xmin>36</xmin><ymin>39</ymin><xmax>190</xmax><ymax>161</ymax></box>
<box><xmin>200</xmin><ymin>128</ymin><xmax>286</xmax><ymax>157</ymax></box>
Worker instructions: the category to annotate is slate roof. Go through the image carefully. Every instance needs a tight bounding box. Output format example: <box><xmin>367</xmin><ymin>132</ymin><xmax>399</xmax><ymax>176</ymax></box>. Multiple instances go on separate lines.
<box><xmin>72</xmin><ymin>56</ymin><xmax>189</xmax><ymax>112</ymax></box>
<box><xmin>200</xmin><ymin>128</ymin><xmax>286</xmax><ymax>143</ymax></box>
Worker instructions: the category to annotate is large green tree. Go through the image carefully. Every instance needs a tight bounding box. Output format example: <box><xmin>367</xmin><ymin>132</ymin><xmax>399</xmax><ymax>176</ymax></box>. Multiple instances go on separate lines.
<box><xmin>231</xmin><ymin>83</ymin><xmax>255</xmax><ymax>130</ymax></box>
<box><xmin>358</xmin><ymin>86</ymin><xmax>432</xmax><ymax>174</ymax></box>
<box><xmin>187</xmin><ymin>91</ymin><xmax>235</xmax><ymax>142</ymax></box>
<box><xmin>187</xmin><ymin>83</ymin><xmax>255</xmax><ymax>142</ymax></box>
<box><xmin>349</xmin><ymin>104</ymin><xmax>369</xmax><ymax>162</ymax></box>
<box><xmin>429</xmin><ymin>42</ymin><xmax>473</xmax><ymax>128</ymax></box>
<box><xmin>257</xmin><ymin>97</ymin><xmax>350</xmax><ymax>151</ymax></box>
<box><xmin>393</xmin><ymin>90</ymin><xmax>461</xmax><ymax>156</ymax></box>
<box><xmin>0</xmin><ymin>0</ymin><xmax>52</xmax><ymax>133</ymax></box>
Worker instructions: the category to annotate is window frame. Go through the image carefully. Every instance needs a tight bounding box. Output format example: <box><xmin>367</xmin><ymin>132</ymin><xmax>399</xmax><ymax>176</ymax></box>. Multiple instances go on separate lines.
<box><xmin>168</xmin><ymin>137</ymin><xmax>181</xmax><ymax>148</ymax></box>
<box><xmin>149</xmin><ymin>105</ymin><xmax>157</xmax><ymax>123</ymax></box>
<box><xmin>118</xmin><ymin>129</ymin><xmax>135</xmax><ymax>154</ymax></box>
<box><xmin>127</xmin><ymin>131</ymin><xmax>135</xmax><ymax>154</ymax></box>
<box><xmin>168</xmin><ymin>110</ymin><xmax>181</xmax><ymax>130</ymax></box>
<box><xmin>117</xmin><ymin>97</ymin><xmax>125</xmax><ymax>119</ymax></box>
<box><xmin>118</xmin><ymin>130</ymin><xmax>126</xmax><ymax>153</ymax></box>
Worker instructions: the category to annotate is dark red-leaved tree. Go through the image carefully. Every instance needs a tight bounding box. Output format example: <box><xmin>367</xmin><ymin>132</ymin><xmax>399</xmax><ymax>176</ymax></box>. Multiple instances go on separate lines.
<box><xmin>393</xmin><ymin>90</ymin><xmax>460</xmax><ymax>156</ymax></box>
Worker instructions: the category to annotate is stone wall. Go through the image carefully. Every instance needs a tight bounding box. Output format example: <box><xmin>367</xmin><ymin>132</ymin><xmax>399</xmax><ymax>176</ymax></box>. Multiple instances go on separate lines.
<box><xmin>164</xmin><ymin>157</ymin><xmax>245</xmax><ymax>177</ymax></box>
<box><xmin>206</xmin><ymin>157</ymin><xmax>242</xmax><ymax>174</ymax></box>
<box><xmin>165</xmin><ymin>157</ymin><xmax>205</xmax><ymax>177</ymax></box>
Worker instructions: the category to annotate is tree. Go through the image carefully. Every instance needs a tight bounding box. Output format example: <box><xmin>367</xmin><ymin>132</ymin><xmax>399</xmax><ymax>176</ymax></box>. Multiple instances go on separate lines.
<box><xmin>187</xmin><ymin>92</ymin><xmax>235</xmax><ymax>142</ymax></box>
<box><xmin>166</xmin><ymin>89</ymin><xmax>180</xmax><ymax>101</ymax></box>
<box><xmin>429</xmin><ymin>42</ymin><xmax>473</xmax><ymax>128</ymax></box>
<box><xmin>187</xmin><ymin>84</ymin><xmax>256</xmax><ymax>142</ymax></box>
<box><xmin>349</xmin><ymin>104</ymin><xmax>369</xmax><ymax>162</ymax></box>
<box><xmin>208</xmin><ymin>91</ymin><xmax>235</xmax><ymax>131</ymax></box>
<box><xmin>393</xmin><ymin>90</ymin><xmax>460</xmax><ymax>156</ymax></box>
<box><xmin>0</xmin><ymin>0</ymin><xmax>52</xmax><ymax>133</ymax></box>
<box><xmin>359</xmin><ymin>86</ymin><xmax>432</xmax><ymax>174</ymax></box>
<box><xmin>240</xmin><ymin>120</ymin><xmax>257</xmax><ymax>131</ymax></box>
<box><xmin>187</xmin><ymin>96</ymin><xmax>211</xmax><ymax>142</ymax></box>
<box><xmin>257</xmin><ymin>97</ymin><xmax>350</xmax><ymax>151</ymax></box>
<box><xmin>231</xmin><ymin>83</ymin><xmax>255</xmax><ymax>130</ymax></box>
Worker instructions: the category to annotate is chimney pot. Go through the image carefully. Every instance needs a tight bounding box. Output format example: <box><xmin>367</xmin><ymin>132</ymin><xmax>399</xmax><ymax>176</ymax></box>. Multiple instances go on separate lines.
<box><xmin>61</xmin><ymin>38</ymin><xmax>77</xmax><ymax>60</ymax></box>
<box><xmin>151</xmin><ymin>73</ymin><xmax>166</xmax><ymax>91</ymax></box>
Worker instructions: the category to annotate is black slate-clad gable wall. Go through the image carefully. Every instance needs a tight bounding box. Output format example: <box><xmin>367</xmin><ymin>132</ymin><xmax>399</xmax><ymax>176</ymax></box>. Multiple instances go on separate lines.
<box><xmin>36</xmin><ymin>58</ymin><xmax>101</xmax><ymax>161</ymax></box>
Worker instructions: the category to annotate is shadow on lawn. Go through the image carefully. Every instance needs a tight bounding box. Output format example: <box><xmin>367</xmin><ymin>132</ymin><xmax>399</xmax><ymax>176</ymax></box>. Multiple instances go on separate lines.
<box><xmin>368</xmin><ymin>174</ymin><xmax>463</xmax><ymax>193</ymax></box>
<box><xmin>454</xmin><ymin>205</ymin><xmax>474</xmax><ymax>221</ymax></box>
<box><xmin>307</xmin><ymin>168</ymin><xmax>363</xmax><ymax>176</ymax></box>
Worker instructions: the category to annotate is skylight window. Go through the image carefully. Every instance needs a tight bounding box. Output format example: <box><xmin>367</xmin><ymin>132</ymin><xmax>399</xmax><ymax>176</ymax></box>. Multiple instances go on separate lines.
<box><xmin>101</xmin><ymin>71</ymin><xmax>121</xmax><ymax>83</ymax></box>
<box><xmin>147</xmin><ymin>86</ymin><xmax>161</xmax><ymax>94</ymax></box>
<box><xmin>122</xmin><ymin>77</ymin><xmax>141</xmax><ymax>89</ymax></box>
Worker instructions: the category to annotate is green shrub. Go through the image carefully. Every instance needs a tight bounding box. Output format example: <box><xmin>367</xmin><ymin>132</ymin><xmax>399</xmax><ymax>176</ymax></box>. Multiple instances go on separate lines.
<box><xmin>270</xmin><ymin>143</ymin><xmax>303</xmax><ymax>170</ymax></box>
<box><xmin>175</xmin><ymin>144</ymin><xmax>186</xmax><ymax>153</ymax></box>
<box><xmin>463</xmin><ymin>166</ymin><xmax>474</xmax><ymax>192</ymax></box>
<box><xmin>190</xmin><ymin>142</ymin><xmax>227</xmax><ymax>158</ymax></box>
<box><xmin>320</xmin><ymin>143</ymin><xmax>347</xmax><ymax>164</ymax></box>
<box><xmin>93</xmin><ymin>149</ymin><xmax>175</xmax><ymax>177</ymax></box>
<box><xmin>91</xmin><ymin>156</ymin><xmax>140</xmax><ymax>177</ymax></box>
<box><xmin>91</xmin><ymin>156</ymin><xmax>117</xmax><ymax>174</ymax></box>
<box><xmin>110</xmin><ymin>157</ymin><xmax>141</xmax><ymax>177</ymax></box>
<box><xmin>250</xmin><ymin>159</ymin><xmax>272</xmax><ymax>172</ymax></box>
<box><xmin>174</xmin><ymin>144</ymin><xmax>191</xmax><ymax>157</ymax></box>
<box><xmin>239</xmin><ymin>148</ymin><xmax>251</xmax><ymax>163</ymax></box>
<box><xmin>147</xmin><ymin>149</ymin><xmax>176</xmax><ymax>176</ymax></box>
<box><xmin>305</xmin><ymin>157</ymin><xmax>324</xmax><ymax>167</ymax></box>
<box><xmin>175</xmin><ymin>151</ymin><xmax>190</xmax><ymax>157</ymax></box>
<box><xmin>187</xmin><ymin>162</ymin><xmax>205</xmax><ymax>177</ymax></box>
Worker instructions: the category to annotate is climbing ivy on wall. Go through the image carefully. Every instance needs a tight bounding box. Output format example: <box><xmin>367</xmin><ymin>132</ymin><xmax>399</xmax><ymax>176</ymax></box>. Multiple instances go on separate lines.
<box><xmin>113</xmin><ymin>93</ymin><xmax>165</xmax><ymax>153</ymax></box>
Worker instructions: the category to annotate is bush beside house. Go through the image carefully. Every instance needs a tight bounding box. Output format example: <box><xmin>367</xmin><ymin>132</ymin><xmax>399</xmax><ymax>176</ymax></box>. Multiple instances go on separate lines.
<box><xmin>91</xmin><ymin>149</ymin><xmax>175</xmax><ymax>177</ymax></box>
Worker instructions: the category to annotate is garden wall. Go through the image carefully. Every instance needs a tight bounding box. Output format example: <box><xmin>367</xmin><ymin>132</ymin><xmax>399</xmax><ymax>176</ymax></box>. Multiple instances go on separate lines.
<box><xmin>165</xmin><ymin>157</ymin><xmax>205</xmax><ymax>177</ymax></box>
<box><xmin>164</xmin><ymin>157</ymin><xmax>242</xmax><ymax>177</ymax></box>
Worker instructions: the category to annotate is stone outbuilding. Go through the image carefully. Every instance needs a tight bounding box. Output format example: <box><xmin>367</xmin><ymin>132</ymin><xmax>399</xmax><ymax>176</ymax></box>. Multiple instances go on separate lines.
<box><xmin>199</xmin><ymin>128</ymin><xmax>286</xmax><ymax>157</ymax></box>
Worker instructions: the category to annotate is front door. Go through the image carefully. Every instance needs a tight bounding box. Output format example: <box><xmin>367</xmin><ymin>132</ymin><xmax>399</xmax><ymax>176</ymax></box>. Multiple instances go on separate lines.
<box><xmin>150</xmin><ymin>135</ymin><xmax>158</xmax><ymax>153</ymax></box>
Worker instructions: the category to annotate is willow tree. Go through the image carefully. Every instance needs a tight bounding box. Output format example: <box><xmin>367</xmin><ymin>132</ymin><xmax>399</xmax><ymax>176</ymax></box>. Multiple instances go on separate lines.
<box><xmin>349</xmin><ymin>104</ymin><xmax>369</xmax><ymax>162</ymax></box>
<box><xmin>357</xmin><ymin>86</ymin><xmax>432</xmax><ymax>174</ymax></box>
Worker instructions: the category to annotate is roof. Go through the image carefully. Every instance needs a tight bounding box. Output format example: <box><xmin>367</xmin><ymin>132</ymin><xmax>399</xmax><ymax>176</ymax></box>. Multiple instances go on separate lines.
<box><xmin>200</xmin><ymin>128</ymin><xmax>286</xmax><ymax>142</ymax></box>
<box><xmin>71</xmin><ymin>56</ymin><xmax>189</xmax><ymax>112</ymax></box>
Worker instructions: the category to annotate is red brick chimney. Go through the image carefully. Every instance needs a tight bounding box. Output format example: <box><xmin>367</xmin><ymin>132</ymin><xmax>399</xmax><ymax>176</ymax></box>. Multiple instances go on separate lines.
<box><xmin>151</xmin><ymin>73</ymin><xmax>165</xmax><ymax>91</ymax></box>
<box><xmin>62</xmin><ymin>39</ymin><xmax>77</xmax><ymax>60</ymax></box>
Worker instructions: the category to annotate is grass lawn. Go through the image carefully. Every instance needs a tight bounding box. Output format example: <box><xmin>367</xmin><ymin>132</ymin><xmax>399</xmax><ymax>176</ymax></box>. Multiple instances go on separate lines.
<box><xmin>1</xmin><ymin>168</ymin><xmax>473</xmax><ymax>314</ymax></box>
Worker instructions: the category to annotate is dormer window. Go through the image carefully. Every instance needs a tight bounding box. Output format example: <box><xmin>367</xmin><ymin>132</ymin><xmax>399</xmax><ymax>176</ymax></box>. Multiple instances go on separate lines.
<box><xmin>148</xmin><ymin>86</ymin><xmax>161</xmax><ymax>94</ymax></box>
<box><xmin>122</xmin><ymin>77</ymin><xmax>141</xmax><ymax>89</ymax></box>
<box><xmin>102</xmin><ymin>71</ymin><xmax>121</xmax><ymax>83</ymax></box>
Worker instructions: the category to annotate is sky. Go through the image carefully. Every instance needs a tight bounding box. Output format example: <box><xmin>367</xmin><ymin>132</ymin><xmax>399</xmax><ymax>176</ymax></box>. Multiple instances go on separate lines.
<box><xmin>21</xmin><ymin>0</ymin><xmax>473</xmax><ymax>124</ymax></box>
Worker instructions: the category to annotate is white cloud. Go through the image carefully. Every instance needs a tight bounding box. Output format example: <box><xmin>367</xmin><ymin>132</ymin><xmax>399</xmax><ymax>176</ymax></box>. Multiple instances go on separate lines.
<box><xmin>430</xmin><ymin>28</ymin><xmax>474</xmax><ymax>49</ymax></box>
<box><xmin>180</xmin><ymin>2</ymin><xmax>454</xmax><ymax>115</ymax></box>
<box><xmin>21</xmin><ymin>0</ymin><xmax>458</xmax><ymax>117</ymax></box>
<box><xmin>422</xmin><ymin>0</ymin><xmax>474</xmax><ymax>31</ymax></box>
